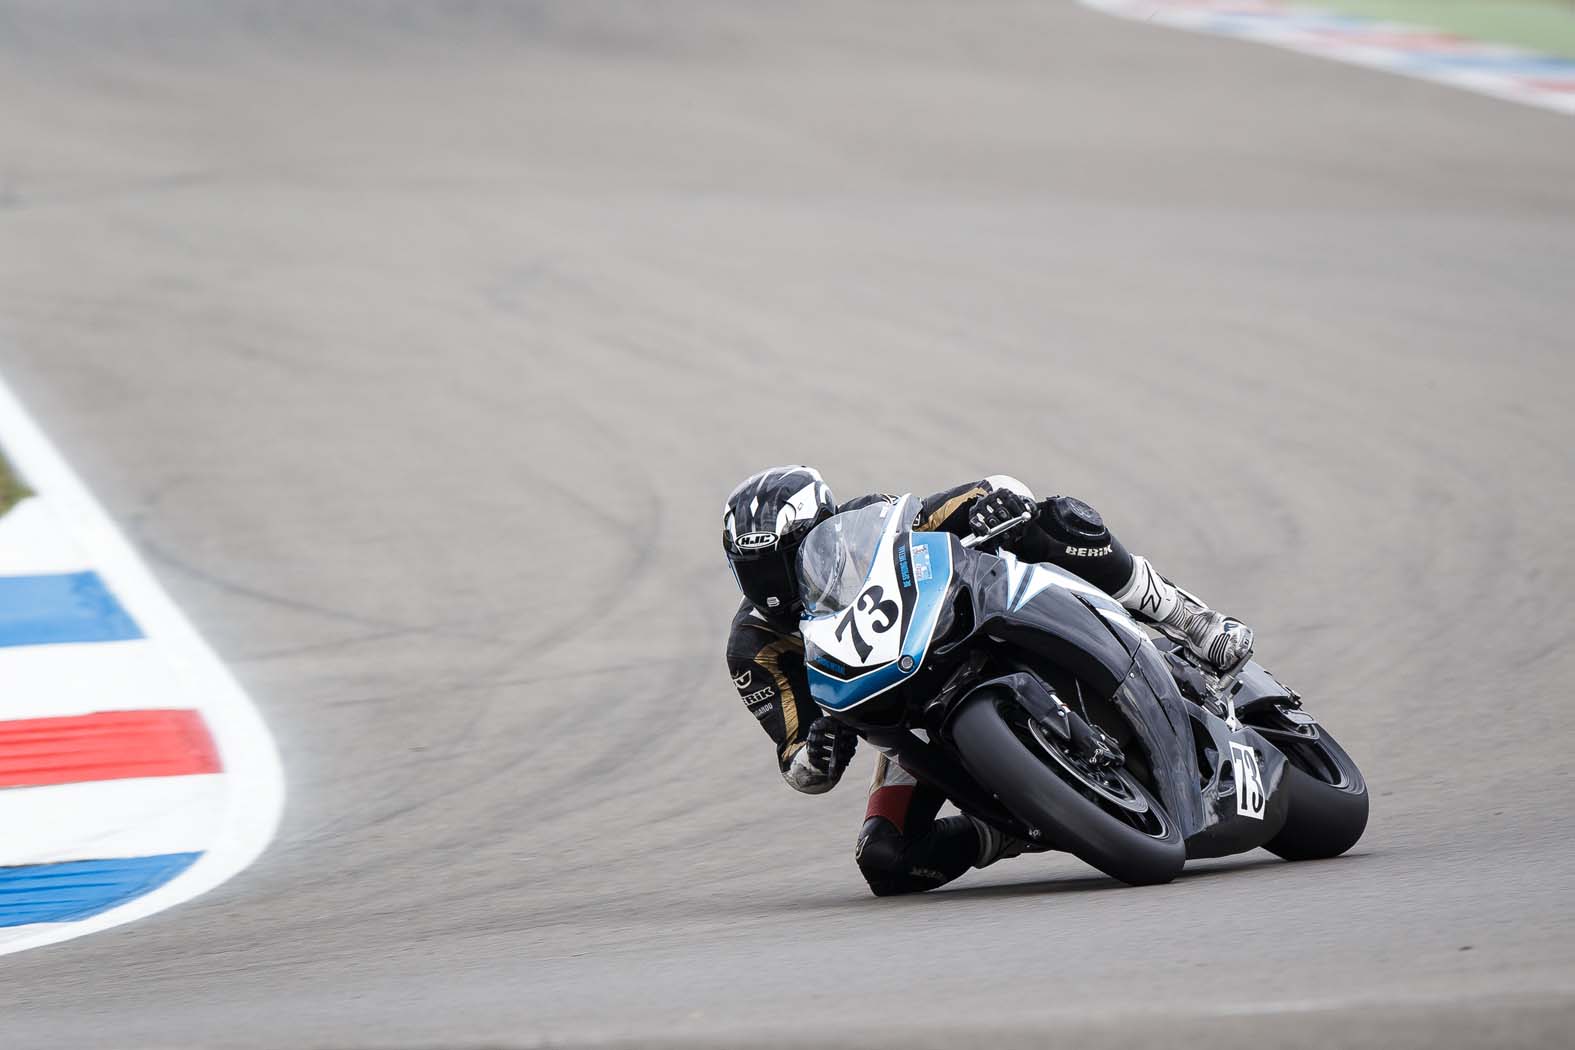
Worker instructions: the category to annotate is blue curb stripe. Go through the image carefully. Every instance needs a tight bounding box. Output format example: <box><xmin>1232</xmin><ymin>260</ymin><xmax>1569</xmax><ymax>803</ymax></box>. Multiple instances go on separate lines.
<box><xmin>0</xmin><ymin>572</ymin><xmax>143</xmax><ymax>648</ymax></box>
<box><xmin>0</xmin><ymin>853</ymin><xmax>202</xmax><ymax>927</ymax></box>
<box><xmin>1400</xmin><ymin>55</ymin><xmax>1575</xmax><ymax>73</ymax></box>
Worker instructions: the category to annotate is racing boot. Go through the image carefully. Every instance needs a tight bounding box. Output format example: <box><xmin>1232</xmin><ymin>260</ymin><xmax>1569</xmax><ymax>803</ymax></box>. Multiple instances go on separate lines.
<box><xmin>1113</xmin><ymin>555</ymin><xmax>1254</xmax><ymax>671</ymax></box>
<box><xmin>968</xmin><ymin>817</ymin><xmax>1045</xmax><ymax>868</ymax></box>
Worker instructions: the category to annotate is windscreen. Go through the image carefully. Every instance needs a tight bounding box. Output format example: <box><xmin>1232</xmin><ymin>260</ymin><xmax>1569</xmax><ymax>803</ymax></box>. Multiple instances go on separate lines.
<box><xmin>797</xmin><ymin>495</ymin><xmax>913</xmax><ymax>617</ymax></box>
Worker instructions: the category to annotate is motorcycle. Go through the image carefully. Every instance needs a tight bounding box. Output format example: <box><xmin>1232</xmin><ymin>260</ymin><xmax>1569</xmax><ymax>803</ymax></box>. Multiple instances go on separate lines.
<box><xmin>797</xmin><ymin>494</ymin><xmax>1368</xmax><ymax>885</ymax></box>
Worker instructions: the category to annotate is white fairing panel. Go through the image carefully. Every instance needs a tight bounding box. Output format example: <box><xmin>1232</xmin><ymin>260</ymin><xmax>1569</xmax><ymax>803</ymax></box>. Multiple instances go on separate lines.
<box><xmin>799</xmin><ymin>505</ymin><xmax>907</xmax><ymax>672</ymax></box>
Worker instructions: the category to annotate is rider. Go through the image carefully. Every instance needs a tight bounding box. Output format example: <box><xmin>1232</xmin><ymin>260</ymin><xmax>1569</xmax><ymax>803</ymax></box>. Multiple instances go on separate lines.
<box><xmin>722</xmin><ymin>465</ymin><xmax>1254</xmax><ymax>897</ymax></box>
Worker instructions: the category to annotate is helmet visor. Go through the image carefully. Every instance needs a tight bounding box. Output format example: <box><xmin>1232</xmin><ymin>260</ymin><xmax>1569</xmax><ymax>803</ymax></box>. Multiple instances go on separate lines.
<box><xmin>730</xmin><ymin>547</ymin><xmax>800</xmax><ymax>614</ymax></box>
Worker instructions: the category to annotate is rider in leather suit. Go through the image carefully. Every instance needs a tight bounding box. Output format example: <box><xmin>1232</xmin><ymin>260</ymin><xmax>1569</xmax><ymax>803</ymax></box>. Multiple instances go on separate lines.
<box><xmin>722</xmin><ymin>465</ymin><xmax>1253</xmax><ymax>897</ymax></box>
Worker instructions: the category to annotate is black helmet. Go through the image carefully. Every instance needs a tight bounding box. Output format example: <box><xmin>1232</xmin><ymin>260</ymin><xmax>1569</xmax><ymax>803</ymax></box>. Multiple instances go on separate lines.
<box><xmin>722</xmin><ymin>465</ymin><xmax>836</xmax><ymax>616</ymax></box>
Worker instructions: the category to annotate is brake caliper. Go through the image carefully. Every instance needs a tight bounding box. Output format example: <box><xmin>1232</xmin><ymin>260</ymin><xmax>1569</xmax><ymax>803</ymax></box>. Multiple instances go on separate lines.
<box><xmin>1000</xmin><ymin>670</ymin><xmax>1126</xmax><ymax>770</ymax></box>
<box><xmin>1044</xmin><ymin>691</ymin><xmax>1123</xmax><ymax>769</ymax></box>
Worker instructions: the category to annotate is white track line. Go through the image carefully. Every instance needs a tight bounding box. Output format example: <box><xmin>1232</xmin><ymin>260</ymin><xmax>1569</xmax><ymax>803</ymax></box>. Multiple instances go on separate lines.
<box><xmin>0</xmin><ymin>368</ymin><xmax>286</xmax><ymax>956</ymax></box>
<box><xmin>0</xmin><ymin>497</ymin><xmax>88</xmax><ymax>574</ymax></box>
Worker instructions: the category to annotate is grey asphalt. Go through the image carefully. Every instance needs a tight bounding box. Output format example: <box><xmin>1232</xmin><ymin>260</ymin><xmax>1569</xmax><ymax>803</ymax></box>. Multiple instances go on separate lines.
<box><xmin>2</xmin><ymin>2</ymin><xmax>1574</xmax><ymax>1047</ymax></box>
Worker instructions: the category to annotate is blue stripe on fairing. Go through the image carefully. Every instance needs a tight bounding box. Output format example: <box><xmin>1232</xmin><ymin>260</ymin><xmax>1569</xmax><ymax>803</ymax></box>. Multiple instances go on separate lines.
<box><xmin>0</xmin><ymin>853</ymin><xmax>201</xmax><ymax>927</ymax></box>
<box><xmin>0</xmin><ymin>572</ymin><xmax>143</xmax><ymax>648</ymax></box>
<box><xmin>900</xmin><ymin>534</ymin><xmax>953</xmax><ymax>665</ymax></box>
<box><xmin>808</xmin><ymin>660</ymin><xmax>905</xmax><ymax>711</ymax></box>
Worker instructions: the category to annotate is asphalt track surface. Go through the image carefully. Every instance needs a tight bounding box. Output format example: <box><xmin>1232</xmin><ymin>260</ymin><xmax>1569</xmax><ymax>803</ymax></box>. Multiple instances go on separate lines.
<box><xmin>2</xmin><ymin>2</ymin><xmax>1574</xmax><ymax>1047</ymax></box>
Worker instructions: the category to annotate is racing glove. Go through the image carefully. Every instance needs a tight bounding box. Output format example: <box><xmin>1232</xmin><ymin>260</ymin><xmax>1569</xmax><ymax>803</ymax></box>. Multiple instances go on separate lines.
<box><xmin>967</xmin><ymin>488</ymin><xmax>1039</xmax><ymax>546</ymax></box>
<box><xmin>784</xmin><ymin>716</ymin><xmax>859</xmax><ymax>794</ymax></box>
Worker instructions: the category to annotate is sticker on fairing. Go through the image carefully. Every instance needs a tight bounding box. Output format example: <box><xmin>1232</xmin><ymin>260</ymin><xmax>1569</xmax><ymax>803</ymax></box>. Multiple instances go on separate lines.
<box><xmin>912</xmin><ymin>544</ymin><xmax>932</xmax><ymax>582</ymax></box>
<box><xmin>1229</xmin><ymin>741</ymin><xmax>1266</xmax><ymax>819</ymax></box>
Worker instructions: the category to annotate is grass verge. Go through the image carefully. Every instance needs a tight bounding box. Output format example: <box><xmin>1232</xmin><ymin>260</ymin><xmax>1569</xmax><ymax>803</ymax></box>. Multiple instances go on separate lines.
<box><xmin>1312</xmin><ymin>0</ymin><xmax>1575</xmax><ymax>59</ymax></box>
<box><xmin>0</xmin><ymin>446</ymin><xmax>31</xmax><ymax>517</ymax></box>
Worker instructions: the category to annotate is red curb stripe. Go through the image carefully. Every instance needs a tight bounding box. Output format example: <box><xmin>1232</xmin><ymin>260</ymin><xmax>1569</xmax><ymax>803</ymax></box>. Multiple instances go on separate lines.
<box><xmin>1308</xmin><ymin>29</ymin><xmax>1472</xmax><ymax>51</ymax></box>
<box><xmin>0</xmin><ymin>710</ymin><xmax>220</xmax><ymax>787</ymax></box>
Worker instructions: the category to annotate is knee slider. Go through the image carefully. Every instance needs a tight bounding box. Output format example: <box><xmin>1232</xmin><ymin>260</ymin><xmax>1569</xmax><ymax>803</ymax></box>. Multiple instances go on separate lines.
<box><xmin>854</xmin><ymin>817</ymin><xmax>907</xmax><ymax>881</ymax></box>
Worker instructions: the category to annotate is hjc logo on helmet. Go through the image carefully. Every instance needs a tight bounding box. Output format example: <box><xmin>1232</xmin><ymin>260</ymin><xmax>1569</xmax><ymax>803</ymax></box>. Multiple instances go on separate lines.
<box><xmin>735</xmin><ymin>532</ymin><xmax>778</xmax><ymax>551</ymax></box>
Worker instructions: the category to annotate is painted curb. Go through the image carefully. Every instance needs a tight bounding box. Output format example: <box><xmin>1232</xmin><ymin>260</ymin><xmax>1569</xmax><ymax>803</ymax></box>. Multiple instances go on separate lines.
<box><xmin>1080</xmin><ymin>0</ymin><xmax>1575</xmax><ymax>116</ymax></box>
<box><xmin>0</xmin><ymin>370</ymin><xmax>285</xmax><ymax>955</ymax></box>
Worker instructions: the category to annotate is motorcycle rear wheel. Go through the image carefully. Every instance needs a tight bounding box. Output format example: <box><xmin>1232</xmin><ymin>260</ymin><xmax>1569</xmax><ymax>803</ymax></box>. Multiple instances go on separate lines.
<box><xmin>1248</xmin><ymin>707</ymin><xmax>1369</xmax><ymax>861</ymax></box>
<box><xmin>951</xmin><ymin>693</ymin><xmax>1185</xmax><ymax>886</ymax></box>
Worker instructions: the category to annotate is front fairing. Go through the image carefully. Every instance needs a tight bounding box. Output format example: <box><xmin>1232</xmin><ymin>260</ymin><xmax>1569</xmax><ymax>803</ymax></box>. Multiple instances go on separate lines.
<box><xmin>799</xmin><ymin>495</ymin><xmax>958</xmax><ymax>713</ymax></box>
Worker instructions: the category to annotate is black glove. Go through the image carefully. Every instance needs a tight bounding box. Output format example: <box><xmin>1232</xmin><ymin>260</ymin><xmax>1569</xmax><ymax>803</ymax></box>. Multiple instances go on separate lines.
<box><xmin>803</xmin><ymin>716</ymin><xmax>859</xmax><ymax>782</ymax></box>
<box><xmin>968</xmin><ymin>489</ymin><xmax>1039</xmax><ymax>545</ymax></box>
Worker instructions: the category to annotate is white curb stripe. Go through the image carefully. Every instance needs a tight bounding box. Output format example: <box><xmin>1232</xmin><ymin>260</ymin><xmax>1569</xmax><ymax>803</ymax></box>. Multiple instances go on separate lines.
<box><xmin>0</xmin><ymin>369</ymin><xmax>285</xmax><ymax>956</ymax></box>
<box><xmin>0</xmin><ymin>640</ymin><xmax>196</xmax><ymax>721</ymax></box>
<box><xmin>1080</xmin><ymin>0</ymin><xmax>1575</xmax><ymax>116</ymax></box>
<box><xmin>0</xmin><ymin>776</ymin><xmax>226</xmax><ymax>868</ymax></box>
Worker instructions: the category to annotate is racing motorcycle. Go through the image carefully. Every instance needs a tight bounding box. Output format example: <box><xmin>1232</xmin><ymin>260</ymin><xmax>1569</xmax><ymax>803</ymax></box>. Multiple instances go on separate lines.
<box><xmin>798</xmin><ymin>495</ymin><xmax>1368</xmax><ymax>885</ymax></box>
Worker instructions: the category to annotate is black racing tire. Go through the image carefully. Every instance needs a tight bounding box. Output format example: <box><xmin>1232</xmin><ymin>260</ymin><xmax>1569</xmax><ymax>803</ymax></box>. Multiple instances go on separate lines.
<box><xmin>1262</xmin><ymin>720</ymin><xmax>1369</xmax><ymax>862</ymax></box>
<box><xmin>950</xmin><ymin>693</ymin><xmax>1185</xmax><ymax>886</ymax></box>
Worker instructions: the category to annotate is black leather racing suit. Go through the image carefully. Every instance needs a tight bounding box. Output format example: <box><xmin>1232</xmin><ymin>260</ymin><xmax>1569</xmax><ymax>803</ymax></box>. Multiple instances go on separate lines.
<box><xmin>724</xmin><ymin>479</ymin><xmax>1138</xmax><ymax>896</ymax></box>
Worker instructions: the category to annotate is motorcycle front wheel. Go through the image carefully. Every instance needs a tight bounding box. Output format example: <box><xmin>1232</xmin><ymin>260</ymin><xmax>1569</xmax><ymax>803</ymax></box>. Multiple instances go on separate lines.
<box><xmin>951</xmin><ymin>692</ymin><xmax>1185</xmax><ymax>886</ymax></box>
